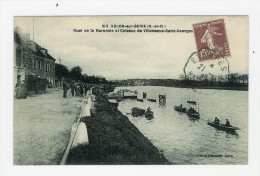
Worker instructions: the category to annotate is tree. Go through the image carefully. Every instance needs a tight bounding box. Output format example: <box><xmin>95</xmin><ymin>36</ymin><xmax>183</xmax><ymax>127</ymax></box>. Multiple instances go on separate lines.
<box><xmin>241</xmin><ymin>74</ymin><xmax>248</xmax><ymax>84</ymax></box>
<box><xmin>55</xmin><ymin>63</ymin><xmax>69</xmax><ymax>79</ymax></box>
<box><xmin>70</xmin><ymin>66</ymin><xmax>83</xmax><ymax>81</ymax></box>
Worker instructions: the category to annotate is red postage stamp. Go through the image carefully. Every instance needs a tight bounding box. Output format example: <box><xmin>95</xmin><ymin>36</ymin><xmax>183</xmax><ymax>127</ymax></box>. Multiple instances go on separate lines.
<box><xmin>193</xmin><ymin>19</ymin><xmax>230</xmax><ymax>61</ymax></box>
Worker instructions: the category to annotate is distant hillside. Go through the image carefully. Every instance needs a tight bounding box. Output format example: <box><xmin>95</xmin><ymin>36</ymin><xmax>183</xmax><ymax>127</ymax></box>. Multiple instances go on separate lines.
<box><xmin>112</xmin><ymin>78</ymin><xmax>248</xmax><ymax>91</ymax></box>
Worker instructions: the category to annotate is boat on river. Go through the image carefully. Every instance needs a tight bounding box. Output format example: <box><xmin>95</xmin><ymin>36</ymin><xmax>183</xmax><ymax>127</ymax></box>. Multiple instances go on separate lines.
<box><xmin>174</xmin><ymin>105</ymin><xmax>187</xmax><ymax>113</ymax></box>
<box><xmin>207</xmin><ymin>121</ymin><xmax>239</xmax><ymax>132</ymax></box>
<box><xmin>137</xmin><ymin>98</ymin><xmax>144</xmax><ymax>102</ymax></box>
<box><xmin>186</xmin><ymin>108</ymin><xmax>200</xmax><ymax>119</ymax></box>
<box><xmin>147</xmin><ymin>98</ymin><xmax>157</xmax><ymax>102</ymax></box>
<box><xmin>187</xmin><ymin>100</ymin><xmax>197</xmax><ymax>105</ymax></box>
<box><xmin>131</xmin><ymin>107</ymin><xmax>145</xmax><ymax>117</ymax></box>
<box><xmin>116</xmin><ymin>98</ymin><xmax>123</xmax><ymax>102</ymax></box>
<box><xmin>145</xmin><ymin>110</ymin><xmax>154</xmax><ymax>119</ymax></box>
<box><xmin>108</xmin><ymin>89</ymin><xmax>137</xmax><ymax>99</ymax></box>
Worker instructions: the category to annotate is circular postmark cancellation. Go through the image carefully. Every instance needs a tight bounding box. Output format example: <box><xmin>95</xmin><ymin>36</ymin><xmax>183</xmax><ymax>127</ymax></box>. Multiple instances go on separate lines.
<box><xmin>184</xmin><ymin>48</ymin><xmax>230</xmax><ymax>79</ymax></box>
<box><xmin>183</xmin><ymin>49</ymin><xmax>230</xmax><ymax>95</ymax></box>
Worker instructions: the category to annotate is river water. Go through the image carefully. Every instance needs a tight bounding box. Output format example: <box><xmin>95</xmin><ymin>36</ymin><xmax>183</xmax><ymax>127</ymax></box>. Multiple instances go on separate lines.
<box><xmin>115</xmin><ymin>86</ymin><xmax>248</xmax><ymax>165</ymax></box>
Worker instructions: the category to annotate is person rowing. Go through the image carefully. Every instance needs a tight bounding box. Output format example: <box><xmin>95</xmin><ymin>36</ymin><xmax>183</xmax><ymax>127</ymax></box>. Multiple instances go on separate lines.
<box><xmin>225</xmin><ymin>119</ymin><xmax>232</xmax><ymax>127</ymax></box>
<box><xmin>214</xmin><ymin>117</ymin><xmax>220</xmax><ymax>125</ymax></box>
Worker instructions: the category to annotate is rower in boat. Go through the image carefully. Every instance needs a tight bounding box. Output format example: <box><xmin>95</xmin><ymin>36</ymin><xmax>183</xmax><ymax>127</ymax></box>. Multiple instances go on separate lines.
<box><xmin>207</xmin><ymin>118</ymin><xmax>238</xmax><ymax>132</ymax></box>
<box><xmin>186</xmin><ymin>106</ymin><xmax>200</xmax><ymax>119</ymax></box>
<box><xmin>225</xmin><ymin>119</ymin><xmax>231</xmax><ymax>127</ymax></box>
<box><xmin>145</xmin><ymin>107</ymin><xmax>154</xmax><ymax>118</ymax></box>
<box><xmin>214</xmin><ymin>117</ymin><xmax>220</xmax><ymax>125</ymax></box>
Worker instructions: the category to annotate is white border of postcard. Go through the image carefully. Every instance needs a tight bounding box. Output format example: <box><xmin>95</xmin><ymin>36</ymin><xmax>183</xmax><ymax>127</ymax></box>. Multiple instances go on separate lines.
<box><xmin>0</xmin><ymin>0</ymin><xmax>259</xmax><ymax>176</ymax></box>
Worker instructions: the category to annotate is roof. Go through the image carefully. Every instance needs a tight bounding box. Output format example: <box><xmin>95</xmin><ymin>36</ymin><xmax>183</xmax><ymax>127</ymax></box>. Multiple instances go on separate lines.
<box><xmin>47</xmin><ymin>53</ymin><xmax>56</xmax><ymax>61</ymax></box>
<box><xmin>14</xmin><ymin>30</ymin><xmax>56</xmax><ymax>61</ymax></box>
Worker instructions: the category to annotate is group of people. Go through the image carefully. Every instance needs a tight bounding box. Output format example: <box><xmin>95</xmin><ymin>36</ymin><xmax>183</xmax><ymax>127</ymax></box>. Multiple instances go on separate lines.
<box><xmin>63</xmin><ymin>80</ymin><xmax>90</xmax><ymax>98</ymax></box>
<box><xmin>214</xmin><ymin>117</ymin><xmax>231</xmax><ymax>127</ymax></box>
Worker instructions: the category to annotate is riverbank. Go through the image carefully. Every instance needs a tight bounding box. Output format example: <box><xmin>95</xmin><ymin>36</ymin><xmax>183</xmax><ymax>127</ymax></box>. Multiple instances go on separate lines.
<box><xmin>114</xmin><ymin>79</ymin><xmax>248</xmax><ymax>91</ymax></box>
<box><xmin>66</xmin><ymin>89</ymin><xmax>170</xmax><ymax>165</ymax></box>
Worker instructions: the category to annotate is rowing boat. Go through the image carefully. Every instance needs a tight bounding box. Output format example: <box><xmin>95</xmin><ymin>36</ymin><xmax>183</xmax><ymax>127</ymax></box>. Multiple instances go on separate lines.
<box><xmin>186</xmin><ymin>109</ymin><xmax>200</xmax><ymax>119</ymax></box>
<box><xmin>174</xmin><ymin>105</ymin><xmax>187</xmax><ymax>113</ymax></box>
<box><xmin>207</xmin><ymin>121</ymin><xmax>239</xmax><ymax>132</ymax></box>
<box><xmin>145</xmin><ymin>111</ymin><xmax>154</xmax><ymax>119</ymax></box>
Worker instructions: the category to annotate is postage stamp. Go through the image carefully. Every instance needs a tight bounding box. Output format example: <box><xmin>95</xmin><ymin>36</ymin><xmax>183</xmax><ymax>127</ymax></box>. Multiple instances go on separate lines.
<box><xmin>193</xmin><ymin>19</ymin><xmax>230</xmax><ymax>61</ymax></box>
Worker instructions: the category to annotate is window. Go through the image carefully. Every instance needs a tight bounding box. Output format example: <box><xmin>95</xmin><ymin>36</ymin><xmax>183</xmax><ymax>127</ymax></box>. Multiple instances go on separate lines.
<box><xmin>32</xmin><ymin>58</ymin><xmax>35</xmax><ymax>68</ymax></box>
<box><xmin>36</xmin><ymin>60</ymin><xmax>38</xmax><ymax>69</ymax></box>
<box><xmin>34</xmin><ymin>59</ymin><xmax>37</xmax><ymax>69</ymax></box>
<box><xmin>16</xmin><ymin>48</ymin><xmax>22</xmax><ymax>67</ymax></box>
<box><xmin>38</xmin><ymin>60</ymin><xmax>41</xmax><ymax>70</ymax></box>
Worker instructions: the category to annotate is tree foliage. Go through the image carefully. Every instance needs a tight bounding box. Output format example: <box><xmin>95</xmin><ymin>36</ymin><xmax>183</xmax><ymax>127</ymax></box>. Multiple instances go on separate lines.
<box><xmin>55</xmin><ymin>63</ymin><xmax>69</xmax><ymax>79</ymax></box>
<box><xmin>70</xmin><ymin>66</ymin><xmax>83</xmax><ymax>81</ymax></box>
<box><xmin>55</xmin><ymin>64</ymin><xmax>109</xmax><ymax>84</ymax></box>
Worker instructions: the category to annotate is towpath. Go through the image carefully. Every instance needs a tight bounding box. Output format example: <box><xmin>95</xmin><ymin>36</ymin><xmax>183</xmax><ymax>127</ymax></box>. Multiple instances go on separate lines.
<box><xmin>13</xmin><ymin>89</ymin><xmax>83</xmax><ymax>165</ymax></box>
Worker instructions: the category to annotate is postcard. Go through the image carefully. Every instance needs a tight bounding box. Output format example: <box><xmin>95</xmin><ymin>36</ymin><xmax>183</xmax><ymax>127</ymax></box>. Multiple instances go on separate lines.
<box><xmin>13</xmin><ymin>16</ymin><xmax>248</xmax><ymax>165</ymax></box>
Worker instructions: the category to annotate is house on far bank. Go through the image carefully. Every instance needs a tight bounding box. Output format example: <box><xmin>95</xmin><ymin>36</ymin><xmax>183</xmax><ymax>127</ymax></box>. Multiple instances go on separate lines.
<box><xmin>14</xmin><ymin>27</ymin><xmax>55</xmax><ymax>91</ymax></box>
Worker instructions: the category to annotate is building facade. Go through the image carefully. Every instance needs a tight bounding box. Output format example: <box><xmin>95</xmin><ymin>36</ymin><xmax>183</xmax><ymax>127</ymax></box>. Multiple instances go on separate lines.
<box><xmin>14</xmin><ymin>27</ymin><xmax>56</xmax><ymax>89</ymax></box>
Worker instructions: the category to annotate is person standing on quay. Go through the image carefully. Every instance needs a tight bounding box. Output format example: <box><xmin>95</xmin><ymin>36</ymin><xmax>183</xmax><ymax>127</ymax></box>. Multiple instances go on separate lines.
<box><xmin>79</xmin><ymin>82</ymin><xmax>84</xmax><ymax>96</ymax></box>
<box><xmin>63</xmin><ymin>80</ymin><xmax>69</xmax><ymax>98</ymax></box>
<box><xmin>70</xmin><ymin>83</ymin><xmax>75</xmax><ymax>96</ymax></box>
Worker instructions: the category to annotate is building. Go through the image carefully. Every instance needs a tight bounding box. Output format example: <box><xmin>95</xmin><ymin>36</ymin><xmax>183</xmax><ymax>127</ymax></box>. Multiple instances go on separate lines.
<box><xmin>14</xmin><ymin>27</ymin><xmax>56</xmax><ymax>89</ymax></box>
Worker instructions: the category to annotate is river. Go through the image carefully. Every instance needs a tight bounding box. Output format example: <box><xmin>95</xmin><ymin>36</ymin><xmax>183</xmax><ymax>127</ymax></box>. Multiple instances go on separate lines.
<box><xmin>115</xmin><ymin>86</ymin><xmax>248</xmax><ymax>165</ymax></box>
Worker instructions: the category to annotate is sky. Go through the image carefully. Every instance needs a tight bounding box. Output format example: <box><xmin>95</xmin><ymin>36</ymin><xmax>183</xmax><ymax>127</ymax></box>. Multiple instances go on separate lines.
<box><xmin>14</xmin><ymin>16</ymin><xmax>248</xmax><ymax>80</ymax></box>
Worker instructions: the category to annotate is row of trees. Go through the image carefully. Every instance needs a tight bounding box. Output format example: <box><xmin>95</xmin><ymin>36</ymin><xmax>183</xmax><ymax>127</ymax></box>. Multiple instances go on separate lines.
<box><xmin>115</xmin><ymin>73</ymin><xmax>248</xmax><ymax>91</ymax></box>
<box><xmin>180</xmin><ymin>73</ymin><xmax>248</xmax><ymax>84</ymax></box>
<box><xmin>55</xmin><ymin>63</ymin><xmax>109</xmax><ymax>84</ymax></box>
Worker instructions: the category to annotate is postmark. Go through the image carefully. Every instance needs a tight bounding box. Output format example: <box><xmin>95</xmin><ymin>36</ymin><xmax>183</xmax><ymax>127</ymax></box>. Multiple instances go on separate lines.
<box><xmin>193</xmin><ymin>19</ymin><xmax>230</xmax><ymax>62</ymax></box>
<box><xmin>183</xmin><ymin>48</ymin><xmax>230</xmax><ymax>95</ymax></box>
<box><xmin>184</xmin><ymin>48</ymin><xmax>230</xmax><ymax>78</ymax></box>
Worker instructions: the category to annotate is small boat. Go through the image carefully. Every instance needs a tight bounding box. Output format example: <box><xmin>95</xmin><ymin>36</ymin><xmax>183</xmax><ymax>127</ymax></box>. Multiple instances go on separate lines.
<box><xmin>186</xmin><ymin>108</ymin><xmax>200</xmax><ymax>119</ymax></box>
<box><xmin>145</xmin><ymin>110</ymin><xmax>154</xmax><ymax>119</ymax></box>
<box><xmin>174</xmin><ymin>105</ymin><xmax>187</xmax><ymax>113</ymax></box>
<box><xmin>131</xmin><ymin>107</ymin><xmax>145</xmax><ymax>117</ymax></box>
<box><xmin>187</xmin><ymin>100</ymin><xmax>197</xmax><ymax>105</ymax></box>
<box><xmin>207</xmin><ymin>121</ymin><xmax>239</xmax><ymax>132</ymax></box>
<box><xmin>116</xmin><ymin>98</ymin><xmax>123</xmax><ymax>102</ymax></box>
<box><xmin>147</xmin><ymin>98</ymin><xmax>157</xmax><ymax>102</ymax></box>
<box><xmin>137</xmin><ymin>98</ymin><xmax>144</xmax><ymax>102</ymax></box>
